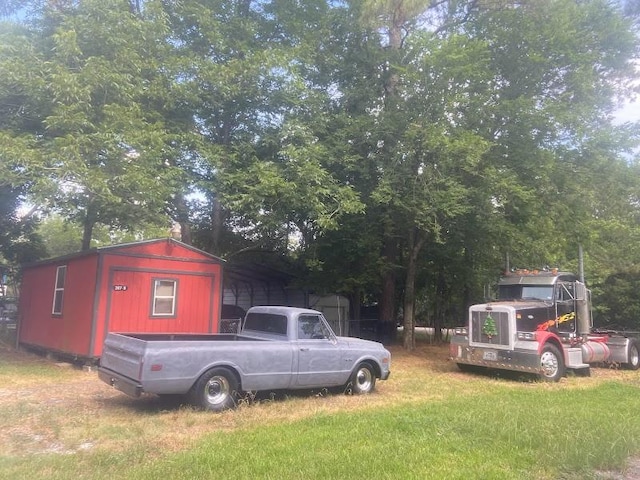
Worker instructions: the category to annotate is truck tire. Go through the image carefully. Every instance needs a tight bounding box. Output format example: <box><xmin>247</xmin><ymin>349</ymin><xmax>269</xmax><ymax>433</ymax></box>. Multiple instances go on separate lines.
<box><xmin>189</xmin><ymin>367</ymin><xmax>239</xmax><ymax>412</ymax></box>
<box><xmin>538</xmin><ymin>344</ymin><xmax>565</xmax><ymax>382</ymax></box>
<box><xmin>624</xmin><ymin>340</ymin><xmax>640</xmax><ymax>371</ymax></box>
<box><xmin>349</xmin><ymin>362</ymin><xmax>376</xmax><ymax>394</ymax></box>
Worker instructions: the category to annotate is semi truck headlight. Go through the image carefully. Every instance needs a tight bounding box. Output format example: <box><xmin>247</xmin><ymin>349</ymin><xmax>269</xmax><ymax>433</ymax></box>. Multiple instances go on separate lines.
<box><xmin>455</xmin><ymin>327</ymin><xmax>468</xmax><ymax>336</ymax></box>
<box><xmin>517</xmin><ymin>331</ymin><xmax>537</xmax><ymax>341</ymax></box>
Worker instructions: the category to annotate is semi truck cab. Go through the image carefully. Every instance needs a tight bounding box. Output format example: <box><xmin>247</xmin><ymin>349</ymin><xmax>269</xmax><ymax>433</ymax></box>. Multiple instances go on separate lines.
<box><xmin>450</xmin><ymin>270</ymin><xmax>640</xmax><ymax>381</ymax></box>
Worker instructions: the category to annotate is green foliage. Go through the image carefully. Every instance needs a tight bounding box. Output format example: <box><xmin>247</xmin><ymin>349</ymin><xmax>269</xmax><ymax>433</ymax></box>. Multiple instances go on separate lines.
<box><xmin>0</xmin><ymin>0</ymin><xmax>639</xmax><ymax>339</ymax></box>
<box><xmin>0</xmin><ymin>188</ymin><xmax>46</xmax><ymax>265</ymax></box>
<box><xmin>0</xmin><ymin>0</ymin><xmax>180</xmax><ymax>251</ymax></box>
<box><xmin>593</xmin><ymin>270</ymin><xmax>640</xmax><ymax>330</ymax></box>
<box><xmin>34</xmin><ymin>214</ymin><xmax>169</xmax><ymax>258</ymax></box>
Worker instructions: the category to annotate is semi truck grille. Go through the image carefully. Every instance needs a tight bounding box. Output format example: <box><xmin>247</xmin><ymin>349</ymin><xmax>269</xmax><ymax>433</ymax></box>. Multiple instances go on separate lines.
<box><xmin>471</xmin><ymin>310</ymin><xmax>510</xmax><ymax>346</ymax></box>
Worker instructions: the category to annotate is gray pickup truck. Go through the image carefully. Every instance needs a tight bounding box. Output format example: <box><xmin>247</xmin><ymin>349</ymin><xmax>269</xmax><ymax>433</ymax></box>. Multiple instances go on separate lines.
<box><xmin>98</xmin><ymin>306</ymin><xmax>391</xmax><ymax>411</ymax></box>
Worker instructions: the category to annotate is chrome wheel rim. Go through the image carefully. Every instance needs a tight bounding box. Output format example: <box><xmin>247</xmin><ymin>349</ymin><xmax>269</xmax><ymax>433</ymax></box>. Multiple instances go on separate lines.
<box><xmin>356</xmin><ymin>367</ymin><xmax>373</xmax><ymax>392</ymax></box>
<box><xmin>540</xmin><ymin>351</ymin><xmax>559</xmax><ymax>378</ymax></box>
<box><xmin>630</xmin><ymin>345</ymin><xmax>639</xmax><ymax>367</ymax></box>
<box><xmin>205</xmin><ymin>376</ymin><xmax>230</xmax><ymax>405</ymax></box>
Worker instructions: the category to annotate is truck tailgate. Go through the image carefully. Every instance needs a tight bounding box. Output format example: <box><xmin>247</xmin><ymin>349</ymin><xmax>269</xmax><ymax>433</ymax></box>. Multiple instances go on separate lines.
<box><xmin>100</xmin><ymin>333</ymin><xmax>147</xmax><ymax>381</ymax></box>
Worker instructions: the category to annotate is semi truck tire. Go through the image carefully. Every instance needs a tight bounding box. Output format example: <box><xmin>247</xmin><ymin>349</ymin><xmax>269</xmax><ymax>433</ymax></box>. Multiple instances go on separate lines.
<box><xmin>189</xmin><ymin>367</ymin><xmax>239</xmax><ymax>411</ymax></box>
<box><xmin>538</xmin><ymin>344</ymin><xmax>565</xmax><ymax>382</ymax></box>
<box><xmin>624</xmin><ymin>340</ymin><xmax>640</xmax><ymax>371</ymax></box>
<box><xmin>349</xmin><ymin>362</ymin><xmax>376</xmax><ymax>394</ymax></box>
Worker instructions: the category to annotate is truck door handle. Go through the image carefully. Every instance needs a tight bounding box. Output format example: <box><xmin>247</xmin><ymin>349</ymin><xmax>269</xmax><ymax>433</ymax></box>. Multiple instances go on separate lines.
<box><xmin>300</xmin><ymin>347</ymin><xmax>310</xmax><ymax>352</ymax></box>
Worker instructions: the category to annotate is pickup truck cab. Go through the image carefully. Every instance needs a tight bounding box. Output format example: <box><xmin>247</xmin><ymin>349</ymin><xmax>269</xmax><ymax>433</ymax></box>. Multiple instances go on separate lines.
<box><xmin>98</xmin><ymin>306</ymin><xmax>391</xmax><ymax>411</ymax></box>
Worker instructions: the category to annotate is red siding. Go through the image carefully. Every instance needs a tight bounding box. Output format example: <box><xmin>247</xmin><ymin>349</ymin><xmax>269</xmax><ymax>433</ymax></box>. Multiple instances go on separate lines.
<box><xmin>102</xmin><ymin>240</ymin><xmax>214</xmax><ymax>261</ymax></box>
<box><xmin>18</xmin><ymin>239</ymin><xmax>224</xmax><ymax>359</ymax></box>
<box><xmin>106</xmin><ymin>270</ymin><xmax>216</xmax><ymax>332</ymax></box>
<box><xmin>18</xmin><ymin>254</ymin><xmax>99</xmax><ymax>357</ymax></box>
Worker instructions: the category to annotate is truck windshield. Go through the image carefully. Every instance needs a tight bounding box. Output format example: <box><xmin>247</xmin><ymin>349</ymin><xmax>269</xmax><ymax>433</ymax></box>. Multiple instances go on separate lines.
<box><xmin>498</xmin><ymin>285</ymin><xmax>554</xmax><ymax>301</ymax></box>
<box><xmin>521</xmin><ymin>286</ymin><xmax>553</xmax><ymax>300</ymax></box>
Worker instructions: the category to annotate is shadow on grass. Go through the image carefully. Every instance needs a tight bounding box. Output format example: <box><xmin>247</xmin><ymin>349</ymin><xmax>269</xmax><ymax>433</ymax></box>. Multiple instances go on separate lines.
<box><xmin>100</xmin><ymin>386</ymin><xmax>350</xmax><ymax>414</ymax></box>
<box><xmin>455</xmin><ymin>364</ymin><xmax>539</xmax><ymax>383</ymax></box>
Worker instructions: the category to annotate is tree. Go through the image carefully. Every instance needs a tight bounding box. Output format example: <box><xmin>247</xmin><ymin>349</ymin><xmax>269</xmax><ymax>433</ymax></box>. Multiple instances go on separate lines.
<box><xmin>306</xmin><ymin>0</ymin><xmax>639</xmax><ymax>349</ymax></box>
<box><xmin>0</xmin><ymin>0</ymin><xmax>182</xmax><ymax>251</ymax></box>
<box><xmin>162</xmin><ymin>0</ymin><xmax>365</xmax><ymax>256</ymax></box>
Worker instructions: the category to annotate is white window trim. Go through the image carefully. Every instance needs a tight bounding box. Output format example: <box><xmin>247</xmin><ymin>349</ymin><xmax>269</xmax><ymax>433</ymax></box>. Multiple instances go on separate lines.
<box><xmin>152</xmin><ymin>279</ymin><xmax>177</xmax><ymax>316</ymax></box>
<box><xmin>52</xmin><ymin>265</ymin><xmax>67</xmax><ymax>315</ymax></box>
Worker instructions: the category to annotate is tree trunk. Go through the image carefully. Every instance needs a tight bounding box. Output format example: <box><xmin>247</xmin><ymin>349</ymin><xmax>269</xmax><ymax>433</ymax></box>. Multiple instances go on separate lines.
<box><xmin>349</xmin><ymin>288</ymin><xmax>362</xmax><ymax>338</ymax></box>
<box><xmin>179</xmin><ymin>221</ymin><xmax>192</xmax><ymax>245</ymax></box>
<box><xmin>81</xmin><ymin>201</ymin><xmax>96</xmax><ymax>251</ymax></box>
<box><xmin>402</xmin><ymin>228</ymin><xmax>426</xmax><ymax>350</ymax></box>
<box><xmin>211</xmin><ymin>195</ymin><xmax>223</xmax><ymax>255</ymax></box>
<box><xmin>433</xmin><ymin>267</ymin><xmax>446</xmax><ymax>343</ymax></box>
<box><xmin>402</xmin><ymin>257</ymin><xmax>417</xmax><ymax>350</ymax></box>
<box><xmin>173</xmin><ymin>192</ymin><xmax>192</xmax><ymax>245</ymax></box>
<box><xmin>378</xmin><ymin>236</ymin><xmax>398</xmax><ymax>344</ymax></box>
<box><xmin>376</xmin><ymin>6</ymin><xmax>406</xmax><ymax>345</ymax></box>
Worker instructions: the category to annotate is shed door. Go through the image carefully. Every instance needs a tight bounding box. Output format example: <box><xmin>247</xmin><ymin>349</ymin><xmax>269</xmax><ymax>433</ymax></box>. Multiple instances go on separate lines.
<box><xmin>107</xmin><ymin>269</ymin><xmax>216</xmax><ymax>333</ymax></box>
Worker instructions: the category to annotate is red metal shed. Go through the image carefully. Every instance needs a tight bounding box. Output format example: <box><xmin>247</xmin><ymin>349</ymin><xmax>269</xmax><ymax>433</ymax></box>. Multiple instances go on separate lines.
<box><xmin>17</xmin><ymin>238</ymin><xmax>224</xmax><ymax>359</ymax></box>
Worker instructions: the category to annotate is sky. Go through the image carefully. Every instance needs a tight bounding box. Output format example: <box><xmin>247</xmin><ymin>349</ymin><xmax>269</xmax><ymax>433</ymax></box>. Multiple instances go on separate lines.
<box><xmin>614</xmin><ymin>99</ymin><xmax>640</xmax><ymax>124</ymax></box>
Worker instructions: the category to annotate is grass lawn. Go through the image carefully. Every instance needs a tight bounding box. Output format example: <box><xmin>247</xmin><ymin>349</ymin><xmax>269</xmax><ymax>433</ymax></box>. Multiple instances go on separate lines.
<box><xmin>1</xmin><ymin>334</ymin><xmax>640</xmax><ymax>479</ymax></box>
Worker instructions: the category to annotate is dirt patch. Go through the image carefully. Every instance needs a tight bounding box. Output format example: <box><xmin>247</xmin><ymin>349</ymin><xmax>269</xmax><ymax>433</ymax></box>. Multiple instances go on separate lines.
<box><xmin>595</xmin><ymin>457</ymin><xmax>640</xmax><ymax>480</ymax></box>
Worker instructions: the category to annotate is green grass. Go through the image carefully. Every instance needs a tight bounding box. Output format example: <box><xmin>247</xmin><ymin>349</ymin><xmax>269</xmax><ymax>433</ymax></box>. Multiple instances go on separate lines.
<box><xmin>3</xmin><ymin>381</ymin><xmax>640</xmax><ymax>479</ymax></box>
<box><xmin>137</xmin><ymin>382</ymin><xmax>640</xmax><ymax>480</ymax></box>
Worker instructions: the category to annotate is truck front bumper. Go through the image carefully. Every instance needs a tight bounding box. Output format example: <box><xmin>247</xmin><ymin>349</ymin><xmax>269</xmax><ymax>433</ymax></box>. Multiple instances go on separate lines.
<box><xmin>98</xmin><ymin>367</ymin><xmax>143</xmax><ymax>398</ymax></box>
<box><xmin>450</xmin><ymin>335</ymin><xmax>543</xmax><ymax>374</ymax></box>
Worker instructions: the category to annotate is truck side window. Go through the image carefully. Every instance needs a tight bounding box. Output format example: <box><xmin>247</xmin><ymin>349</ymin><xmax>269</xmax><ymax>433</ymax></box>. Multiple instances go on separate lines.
<box><xmin>557</xmin><ymin>283</ymin><xmax>575</xmax><ymax>302</ymax></box>
<box><xmin>298</xmin><ymin>315</ymin><xmax>329</xmax><ymax>340</ymax></box>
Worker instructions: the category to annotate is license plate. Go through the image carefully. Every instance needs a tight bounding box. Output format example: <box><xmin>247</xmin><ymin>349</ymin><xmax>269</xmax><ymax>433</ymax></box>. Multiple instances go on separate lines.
<box><xmin>482</xmin><ymin>350</ymin><xmax>498</xmax><ymax>361</ymax></box>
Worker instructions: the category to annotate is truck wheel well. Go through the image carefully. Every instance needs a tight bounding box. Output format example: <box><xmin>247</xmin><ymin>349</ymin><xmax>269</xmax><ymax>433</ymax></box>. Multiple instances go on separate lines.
<box><xmin>360</xmin><ymin>359</ymin><xmax>381</xmax><ymax>378</ymax></box>
<box><xmin>541</xmin><ymin>338</ymin><xmax>563</xmax><ymax>357</ymax></box>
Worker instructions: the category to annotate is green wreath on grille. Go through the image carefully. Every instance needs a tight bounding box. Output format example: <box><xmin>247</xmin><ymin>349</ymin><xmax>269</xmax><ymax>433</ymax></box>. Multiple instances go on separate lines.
<box><xmin>482</xmin><ymin>315</ymin><xmax>498</xmax><ymax>339</ymax></box>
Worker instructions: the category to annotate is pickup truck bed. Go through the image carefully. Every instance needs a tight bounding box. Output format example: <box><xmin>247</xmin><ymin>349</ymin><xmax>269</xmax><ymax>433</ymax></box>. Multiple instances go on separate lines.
<box><xmin>99</xmin><ymin>306</ymin><xmax>391</xmax><ymax>411</ymax></box>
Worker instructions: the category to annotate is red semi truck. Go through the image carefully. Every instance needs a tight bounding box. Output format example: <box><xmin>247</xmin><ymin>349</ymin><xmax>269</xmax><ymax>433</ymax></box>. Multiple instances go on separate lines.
<box><xmin>450</xmin><ymin>269</ymin><xmax>640</xmax><ymax>381</ymax></box>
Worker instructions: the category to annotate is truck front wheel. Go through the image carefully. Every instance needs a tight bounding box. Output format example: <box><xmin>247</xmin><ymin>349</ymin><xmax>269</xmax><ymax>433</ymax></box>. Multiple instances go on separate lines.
<box><xmin>189</xmin><ymin>367</ymin><xmax>239</xmax><ymax>411</ymax></box>
<box><xmin>349</xmin><ymin>363</ymin><xmax>376</xmax><ymax>394</ymax></box>
<box><xmin>624</xmin><ymin>340</ymin><xmax>640</xmax><ymax>370</ymax></box>
<box><xmin>538</xmin><ymin>344</ymin><xmax>565</xmax><ymax>382</ymax></box>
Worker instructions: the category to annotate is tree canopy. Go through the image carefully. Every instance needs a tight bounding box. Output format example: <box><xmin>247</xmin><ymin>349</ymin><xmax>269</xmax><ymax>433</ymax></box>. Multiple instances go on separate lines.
<box><xmin>1</xmin><ymin>0</ymin><xmax>639</xmax><ymax>345</ymax></box>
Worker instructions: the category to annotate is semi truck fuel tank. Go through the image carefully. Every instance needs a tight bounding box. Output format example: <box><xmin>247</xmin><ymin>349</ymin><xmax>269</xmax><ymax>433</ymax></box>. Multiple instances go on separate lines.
<box><xmin>581</xmin><ymin>340</ymin><xmax>610</xmax><ymax>363</ymax></box>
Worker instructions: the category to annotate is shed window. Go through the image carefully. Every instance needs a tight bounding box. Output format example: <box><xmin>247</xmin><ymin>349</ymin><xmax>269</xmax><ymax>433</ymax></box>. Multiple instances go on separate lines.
<box><xmin>152</xmin><ymin>279</ymin><xmax>177</xmax><ymax>316</ymax></box>
<box><xmin>52</xmin><ymin>265</ymin><xmax>67</xmax><ymax>315</ymax></box>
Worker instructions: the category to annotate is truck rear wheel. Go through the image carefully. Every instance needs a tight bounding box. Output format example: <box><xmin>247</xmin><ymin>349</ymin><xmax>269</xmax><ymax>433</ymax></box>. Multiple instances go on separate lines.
<box><xmin>189</xmin><ymin>367</ymin><xmax>239</xmax><ymax>412</ymax></box>
<box><xmin>538</xmin><ymin>344</ymin><xmax>565</xmax><ymax>382</ymax></box>
<box><xmin>624</xmin><ymin>340</ymin><xmax>640</xmax><ymax>370</ymax></box>
<box><xmin>349</xmin><ymin>362</ymin><xmax>376</xmax><ymax>394</ymax></box>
